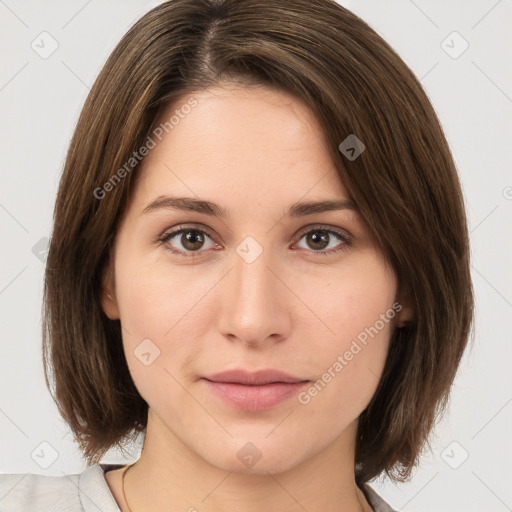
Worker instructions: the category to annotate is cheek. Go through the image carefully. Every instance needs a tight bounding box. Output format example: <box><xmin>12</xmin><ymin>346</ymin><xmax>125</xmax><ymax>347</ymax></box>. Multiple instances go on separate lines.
<box><xmin>296</xmin><ymin>256</ymin><xmax>397</xmax><ymax>410</ymax></box>
<box><xmin>115</xmin><ymin>248</ymin><xmax>210</xmax><ymax>339</ymax></box>
<box><xmin>298</xmin><ymin>255</ymin><xmax>397</xmax><ymax>339</ymax></box>
<box><xmin>113</xmin><ymin>251</ymin><xmax>214</xmax><ymax>396</ymax></box>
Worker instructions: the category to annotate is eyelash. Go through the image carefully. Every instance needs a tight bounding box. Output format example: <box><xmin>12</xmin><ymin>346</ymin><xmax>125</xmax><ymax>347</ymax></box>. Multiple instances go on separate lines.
<box><xmin>156</xmin><ymin>224</ymin><xmax>352</xmax><ymax>259</ymax></box>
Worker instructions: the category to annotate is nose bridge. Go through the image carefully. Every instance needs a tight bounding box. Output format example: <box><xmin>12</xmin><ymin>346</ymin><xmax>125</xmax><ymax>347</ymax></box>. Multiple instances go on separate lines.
<box><xmin>217</xmin><ymin>241</ymin><xmax>291</xmax><ymax>346</ymax></box>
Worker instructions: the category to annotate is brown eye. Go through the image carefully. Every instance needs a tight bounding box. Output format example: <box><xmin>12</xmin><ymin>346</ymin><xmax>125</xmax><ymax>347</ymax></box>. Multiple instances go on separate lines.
<box><xmin>160</xmin><ymin>227</ymin><xmax>215</xmax><ymax>256</ymax></box>
<box><xmin>295</xmin><ymin>227</ymin><xmax>351</xmax><ymax>254</ymax></box>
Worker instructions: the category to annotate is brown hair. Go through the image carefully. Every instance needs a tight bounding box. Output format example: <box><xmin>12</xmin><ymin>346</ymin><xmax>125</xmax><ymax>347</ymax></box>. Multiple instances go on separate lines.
<box><xmin>42</xmin><ymin>0</ymin><xmax>473</xmax><ymax>484</ymax></box>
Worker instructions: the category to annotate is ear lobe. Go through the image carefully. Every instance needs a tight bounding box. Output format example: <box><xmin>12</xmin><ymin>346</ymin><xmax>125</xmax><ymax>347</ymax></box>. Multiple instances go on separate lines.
<box><xmin>100</xmin><ymin>263</ymin><xmax>120</xmax><ymax>320</ymax></box>
<box><xmin>395</xmin><ymin>289</ymin><xmax>415</xmax><ymax>328</ymax></box>
<box><xmin>396</xmin><ymin>304</ymin><xmax>414</xmax><ymax>327</ymax></box>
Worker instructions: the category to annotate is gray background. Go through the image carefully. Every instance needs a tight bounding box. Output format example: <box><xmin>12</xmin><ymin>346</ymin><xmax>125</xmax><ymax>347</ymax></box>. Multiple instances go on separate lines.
<box><xmin>1</xmin><ymin>1</ymin><xmax>511</xmax><ymax>510</ymax></box>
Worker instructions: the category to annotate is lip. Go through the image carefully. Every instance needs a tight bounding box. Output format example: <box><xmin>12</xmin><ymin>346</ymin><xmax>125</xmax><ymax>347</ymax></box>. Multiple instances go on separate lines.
<box><xmin>204</xmin><ymin>368</ymin><xmax>307</xmax><ymax>385</ymax></box>
<box><xmin>202</xmin><ymin>369</ymin><xmax>309</xmax><ymax>411</ymax></box>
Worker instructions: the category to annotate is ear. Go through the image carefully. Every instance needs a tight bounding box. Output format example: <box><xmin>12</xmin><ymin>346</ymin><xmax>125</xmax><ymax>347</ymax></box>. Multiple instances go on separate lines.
<box><xmin>100</xmin><ymin>260</ymin><xmax>120</xmax><ymax>320</ymax></box>
<box><xmin>395</xmin><ymin>287</ymin><xmax>415</xmax><ymax>328</ymax></box>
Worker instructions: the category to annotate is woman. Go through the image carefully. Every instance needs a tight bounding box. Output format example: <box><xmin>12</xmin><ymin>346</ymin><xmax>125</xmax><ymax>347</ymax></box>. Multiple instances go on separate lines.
<box><xmin>0</xmin><ymin>0</ymin><xmax>473</xmax><ymax>511</ymax></box>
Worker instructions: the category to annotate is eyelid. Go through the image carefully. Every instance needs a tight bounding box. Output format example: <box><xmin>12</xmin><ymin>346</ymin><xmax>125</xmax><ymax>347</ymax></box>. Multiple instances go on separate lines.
<box><xmin>294</xmin><ymin>223</ymin><xmax>352</xmax><ymax>242</ymax></box>
<box><xmin>158</xmin><ymin>222</ymin><xmax>217</xmax><ymax>242</ymax></box>
<box><xmin>157</xmin><ymin>222</ymin><xmax>353</xmax><ymax>257</ymax></box>
<box><xmin>156</xmin><ymin>224</ymin><xmax>219</xmax><ymax>254</ymax></box>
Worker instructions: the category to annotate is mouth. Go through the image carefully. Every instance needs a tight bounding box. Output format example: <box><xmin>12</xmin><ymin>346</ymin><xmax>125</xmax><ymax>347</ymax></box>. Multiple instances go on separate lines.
<box><xmin>201</xmin><ymin>368</ymin><xmax>310</xmax><ymax>411</ymax></box>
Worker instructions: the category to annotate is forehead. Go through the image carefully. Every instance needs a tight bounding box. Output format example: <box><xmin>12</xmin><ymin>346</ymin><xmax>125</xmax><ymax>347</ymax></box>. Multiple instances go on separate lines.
<box><xmin>132</xmin><ymin>84</ymin><xmax>349</xmax><ymax>211</ymax></box>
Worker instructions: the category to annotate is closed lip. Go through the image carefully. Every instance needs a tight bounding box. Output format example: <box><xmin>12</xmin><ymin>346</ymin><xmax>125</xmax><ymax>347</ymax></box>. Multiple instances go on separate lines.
<box><xmin>202</xmin><ymin>368</ymin><xmax>309</xmax><ymax>385</ymax></box>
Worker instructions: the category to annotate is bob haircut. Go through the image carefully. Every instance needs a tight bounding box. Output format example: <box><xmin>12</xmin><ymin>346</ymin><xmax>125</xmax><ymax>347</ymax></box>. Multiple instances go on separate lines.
<box><xmin>42</xmin><ymin>0</ymin><xmax>473</xmax><ymax>485</ymax></box>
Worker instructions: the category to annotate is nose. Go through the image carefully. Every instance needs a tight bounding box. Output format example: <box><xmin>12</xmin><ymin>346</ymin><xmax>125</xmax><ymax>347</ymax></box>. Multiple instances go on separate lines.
<box><xmin>217</xmin><ymin>247</ymin><xmax>292</xmax><ymax>348</ymax></box>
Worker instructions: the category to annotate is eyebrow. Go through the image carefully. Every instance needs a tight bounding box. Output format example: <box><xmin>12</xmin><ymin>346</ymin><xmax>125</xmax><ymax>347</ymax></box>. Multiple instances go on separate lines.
<box><xmin>142</xmin><ymin>195</ymin><xmax>357</xmax><ymax>218</ymax></box>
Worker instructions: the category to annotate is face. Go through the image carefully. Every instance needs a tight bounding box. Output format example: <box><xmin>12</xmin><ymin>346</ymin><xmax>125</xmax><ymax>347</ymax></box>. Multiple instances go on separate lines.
<box><xmin>102</xmin><ymin>84</ymin><xmax>407</xmax><ymax>475</ymax></box>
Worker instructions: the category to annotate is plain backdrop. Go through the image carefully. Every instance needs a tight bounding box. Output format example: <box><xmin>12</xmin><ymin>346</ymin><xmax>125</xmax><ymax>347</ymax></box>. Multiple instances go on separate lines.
<box><xmin>1</xmin><ymin>1</ymin><xmax>511</xmax><ymax>511</ymax></box>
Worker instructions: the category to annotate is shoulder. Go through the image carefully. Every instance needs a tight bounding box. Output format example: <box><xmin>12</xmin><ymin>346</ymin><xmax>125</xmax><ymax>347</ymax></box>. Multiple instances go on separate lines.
<box><xmin>362</xmin><ymin>483</ymin><xmax>397</xmax><ymax>512</ymax></box>
<box><xmin>0</xmin><ymin>470</ymin><xmax>81</xmax><ymax>511</ymax></box>
<box><xmin>0</xmin><ymin>463</ymin><xmax>123</xmax><ymax>512</ymax></box>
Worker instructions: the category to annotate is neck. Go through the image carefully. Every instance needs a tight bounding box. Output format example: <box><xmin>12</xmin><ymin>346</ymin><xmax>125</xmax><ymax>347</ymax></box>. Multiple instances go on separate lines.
<box><xmin>122</xmin><ymin>411</ymin><xmax>370</xmax><ymax>512</ymax></box>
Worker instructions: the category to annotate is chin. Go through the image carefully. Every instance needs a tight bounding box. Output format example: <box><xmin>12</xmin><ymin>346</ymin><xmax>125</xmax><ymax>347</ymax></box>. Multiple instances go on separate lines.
<box><xmin>199</xmin><ymin>436</ymin><xmax>310</xmax><ymax>477</ymax></box>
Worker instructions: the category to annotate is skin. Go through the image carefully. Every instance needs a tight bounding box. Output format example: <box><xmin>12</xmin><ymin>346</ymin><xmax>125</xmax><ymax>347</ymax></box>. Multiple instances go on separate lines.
<box><xmin>101</xmin><ymin>84</ymin><xmax>412</xmax><ymax>512</ymax></box>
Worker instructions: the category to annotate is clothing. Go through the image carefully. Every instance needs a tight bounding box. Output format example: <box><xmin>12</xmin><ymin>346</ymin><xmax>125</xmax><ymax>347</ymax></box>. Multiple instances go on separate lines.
<box><xmin>0</xmin><ymin>463</ymin><xmax>396</xmax><ymax>511</ymax></box>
